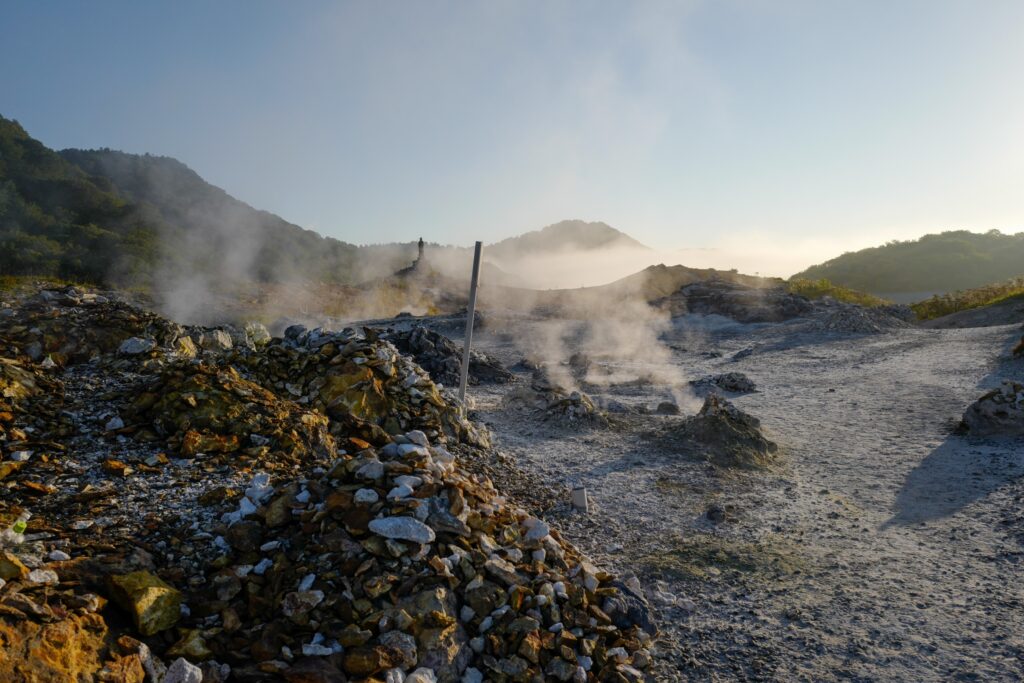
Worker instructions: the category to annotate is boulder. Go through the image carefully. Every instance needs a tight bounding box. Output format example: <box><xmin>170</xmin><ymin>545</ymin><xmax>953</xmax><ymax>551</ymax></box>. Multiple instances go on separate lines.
<box><xmin>108</xmin><ymin>571</ymin><xmax>182</xmax><ymax>636</ymax></box>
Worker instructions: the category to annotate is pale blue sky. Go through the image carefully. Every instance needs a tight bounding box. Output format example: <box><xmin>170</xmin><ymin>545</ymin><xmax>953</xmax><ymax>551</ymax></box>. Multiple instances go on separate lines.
<box><xmin>3</xmin><ymin>1</ymin><xmax>1023</xmax><ymax>274</ymax></box>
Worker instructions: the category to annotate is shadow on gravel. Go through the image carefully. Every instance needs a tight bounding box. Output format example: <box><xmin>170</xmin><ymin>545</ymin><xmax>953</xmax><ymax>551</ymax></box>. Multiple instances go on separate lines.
<box><xmin>886</xmin><ymin>438</ymin><xmax>1024</xmax><ymax>526</ymax></box>
<box><xmin>888</xmin><ymin>328</ymin><xmax>1024</xmax><ymax>527</ymax></box>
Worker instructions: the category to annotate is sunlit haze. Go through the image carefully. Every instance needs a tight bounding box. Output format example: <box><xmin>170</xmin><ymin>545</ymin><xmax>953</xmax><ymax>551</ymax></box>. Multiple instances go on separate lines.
<box><xmin>3</xmin><ymin>0</ymin><xmax>1023</xmax><ymax>277</ymax></box>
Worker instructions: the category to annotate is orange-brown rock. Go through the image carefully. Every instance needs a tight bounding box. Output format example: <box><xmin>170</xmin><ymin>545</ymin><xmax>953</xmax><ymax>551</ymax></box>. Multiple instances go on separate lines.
<box><xmin>0</xmin><ymin>611</ymin><xmax>118</xmax><ymax>683</ymax></box>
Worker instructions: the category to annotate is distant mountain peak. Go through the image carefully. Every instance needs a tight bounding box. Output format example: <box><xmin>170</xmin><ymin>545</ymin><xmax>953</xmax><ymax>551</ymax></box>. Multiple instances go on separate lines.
<box><xmin>488</xmin><ymin>219</ymin><xmax>648</xmax><ymax>258</ymax></box>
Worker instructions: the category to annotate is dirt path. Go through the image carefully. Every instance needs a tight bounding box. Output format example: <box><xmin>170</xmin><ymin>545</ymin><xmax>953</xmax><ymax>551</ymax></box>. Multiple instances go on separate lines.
<box><xmin>470</xmin><ymin>321</ymin><xmax>1024</xmax><ymax>681</ymax></box>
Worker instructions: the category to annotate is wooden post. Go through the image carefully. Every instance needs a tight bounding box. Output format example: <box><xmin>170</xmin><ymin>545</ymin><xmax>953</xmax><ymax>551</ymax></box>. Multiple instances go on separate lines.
<box><xmin>458</xmin><ymin>241</ymin><xmax>483</xmax><ymax>405</ymax></box>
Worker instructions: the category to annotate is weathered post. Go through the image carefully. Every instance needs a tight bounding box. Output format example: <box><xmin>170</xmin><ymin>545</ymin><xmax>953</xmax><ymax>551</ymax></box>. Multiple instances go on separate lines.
<box><xmin>458</xmin><ymin>241</ymin><xmax>483</xmax><ymax>405</ymax></box>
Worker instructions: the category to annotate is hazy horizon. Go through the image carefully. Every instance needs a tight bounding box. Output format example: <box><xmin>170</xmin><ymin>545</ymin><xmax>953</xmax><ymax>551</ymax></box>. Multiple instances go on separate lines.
<box><xmin>3</xmin><ymin>1</ymin><xmax>1023</xmax><ymax>278</ymax></box>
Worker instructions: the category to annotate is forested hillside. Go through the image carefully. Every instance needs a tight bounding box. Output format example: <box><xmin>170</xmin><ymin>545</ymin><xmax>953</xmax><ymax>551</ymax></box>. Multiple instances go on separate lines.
<box><xmin>0</xmin><ymin>116</ymin><xmax>359</xmax><ymax>288</ymax></box>
<box><xmin>0</xmin><ymin>116</ymin><xmax>160</xmax><ymax>283</ymax></box>
<box><xmin>793</xmin><ymin>230</ymin><xmax>1024</xmax><ymax>294</ymax></box>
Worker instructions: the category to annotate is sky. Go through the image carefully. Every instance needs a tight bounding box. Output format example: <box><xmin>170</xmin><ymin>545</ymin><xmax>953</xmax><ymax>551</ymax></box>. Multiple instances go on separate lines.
<box><xmin>3</xmin><ymin>0</ymin><xmax>1023</xmax><ymax>277</ymax></box>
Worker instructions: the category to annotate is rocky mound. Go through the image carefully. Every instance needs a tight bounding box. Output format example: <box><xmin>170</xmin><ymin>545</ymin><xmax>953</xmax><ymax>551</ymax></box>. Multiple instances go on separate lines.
<box><xmin>0</xmin><ymin>286</ymin><xmax>184</xmax><ymax>366</ymax></box>
<box><xmin>690</xmin><ymin>372</ymin><xmax>756</xmax><ymax>395</ymax></box>
<box><xmin>504</xmin><ymin>383</ymin><xmax>609</xmax><ymax>430</ymax></box>
<box><xmin>0</xmin><ymin>358</ymin><xmax>67</xmax><ymax>465</ymax></box>
<box><xmin>811</xmin><ymin>303</ymin><xmax>912</xmax><ymax>334</ymax></box>
<box><xmin>186</xmin><ymin>428</ymin><xmax>654</xmax><ymax>681</ymax></box>
<box><xmin>960</xmin><ymin>380</ymin><xmax>1024</xmax><ymax>436</ymax></box>
<box><xmin>0</xmin><ymin>284</ymin><xmax>652</xmax><ymax>682</ymax></box>
<box><xmin>125</xmin><ymin>363</ymin><xmax>337</xmax><ymax>470</ymax></box>
<box><xmin>669</xmin><ymin>395</ymin><xmax>778</xmax><ymax>468</ymax></box>
<box><xmin>384</xmin><ymin>326</ymin><xmax>513</xmax><ymax>388</ymax></box>
<box><xmin>654</xmin><ymin>279</ymin><xmax>813</xmax><ymax>323</ymax></box>
<box><xmin>231</xmin><ymin>326</ymin><xmax>490</xmax><ymax>448</ymax></box>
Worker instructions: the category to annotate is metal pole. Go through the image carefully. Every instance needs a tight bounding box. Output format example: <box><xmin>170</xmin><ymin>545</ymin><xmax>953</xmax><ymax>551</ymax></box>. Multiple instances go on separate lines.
<box><xmin>458</xmin><ymin>241</ymin><xmax>482</xmax><ymax>405</ymax></box>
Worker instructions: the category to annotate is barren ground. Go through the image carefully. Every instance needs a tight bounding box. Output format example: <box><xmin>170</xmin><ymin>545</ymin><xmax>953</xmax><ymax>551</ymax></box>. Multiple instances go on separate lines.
<box><xmin>462</xmin><ymin>317</ymin><xmax>1024</xmax><ymax>682</ymax></box>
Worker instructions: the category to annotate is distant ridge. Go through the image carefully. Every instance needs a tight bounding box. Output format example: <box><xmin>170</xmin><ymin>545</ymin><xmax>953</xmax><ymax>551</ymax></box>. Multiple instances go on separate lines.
<box><xmin>487</xmin><ymin>219</ymin><xmax>648</xmax><ymax>259</ymax></box>
<box><xmin>792</xmin><ymin>230</ymin><xmax>1024</xmax><ymax>295</ymax></box>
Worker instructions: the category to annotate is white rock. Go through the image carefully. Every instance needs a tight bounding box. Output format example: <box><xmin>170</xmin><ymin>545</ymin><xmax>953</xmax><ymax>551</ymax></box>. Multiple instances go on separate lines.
<box><xmin>8</xmin><ymin>451</ymin><xmax>32</xmax><ymax>462</ymax></box>
<box><xmin>354</xmin><ymin>488</ymin><xmax>380</xmax><ymax>504</ymax></box>
<box><xmin>245</xmin><ymin>473</ymin><xmax>274</xmax><ymax>502</ymax></box>
<box><xmin>48</xmin><ymin>550</ymin><xmax>71</xmax><ymax>561</ymax></box>
<box><xmin>461</xmin><ymin>668</ymin><xmax>484</xmax><ymax>683</ymax></box>
<box><xmin>298</xmin><ymin>573</ymin><xmax>316</xmax><ymax>591</ymax></box>
<box><xmin>238</xmin><ymin>498</ymin><xmax>258</xmax><ymax>518</ymax></box>
<box><xmin>357</xmin><ymin>461</ymin><xmax>385</xmax><ymax>480</ymax></box>
<box><xmin>523</xmin><ymin>517</ymin><xmax>550</xmax><ymax>540</ymax></box>
<box><xmin>253</xmin><ymin>558</ymin><xmax>274</xmax><ymax>576</ymax></box>
<box><xmin>394</xmin><ymin>475</ymin><xmax>423</xmax><ymax>488</ymax></box>
<box><xmin>607</xmin><ymin>646</ymin><xmax>628</xmax><ymax>663</ymax></box>
<box><xmin>105</xmin><ymin>416</ymin><xmax>125</xmax><ymax>431</ymax></box>
<box><xmin>397</xmin><ymin>443</ymin><xmax>430</xmax><ymax>457</ymax></box>
<box><xmin>301</xmin><ymin>643</ymin><xmax>334</xmax><ymax>656</ymax></box>
<box><xmin>405</xmin><ymin>669</ymin><xmax>437</xmax><ymax>683</ymax></box>
<box><xmin>406</xmin><ymin>430</ymin><xmax>429</xmax><ymax>447</ymax></box>
<box><xmin>385</xmin><ymin>669</ymin><xmax>406</xmax><ymax>683</ymax></box>
<box><xmin>28</xmin><ymin>569</ymin><xmax>59</xmax><ymax>585</ymax></box>
<box><xmin>460</xmin><ymin>605</ymin><xmax>476</xmax><ymax>622</ymax></box>
<box><xmin>295</xmin><ymin>490</ymin><xmax>310</xmax><ymax>504</ymax></box>
<box><xmin>368</xmin><ymin>516</ymin><xmax>436</xmax><ymax>544</ymax></box>
<box><xmin>118</xmin><ymin>337</ymin><xmax>156</xmax><ymax>355</ymax></box>
<box><xmin>387</xmin><ymin>484</ymin><xmax>414</xmax><ymax>500</ymax></box>
<box><xmin>163</xmin><ymin>657</ymin><xmax>203</xmax><ymax>683</ymax></box>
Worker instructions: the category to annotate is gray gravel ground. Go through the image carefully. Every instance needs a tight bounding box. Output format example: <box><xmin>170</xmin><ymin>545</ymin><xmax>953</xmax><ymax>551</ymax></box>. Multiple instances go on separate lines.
<box><xmin>462</xmin><ymin>316</ymin><xmax>1024</xmax><ymax>682</ymax></box>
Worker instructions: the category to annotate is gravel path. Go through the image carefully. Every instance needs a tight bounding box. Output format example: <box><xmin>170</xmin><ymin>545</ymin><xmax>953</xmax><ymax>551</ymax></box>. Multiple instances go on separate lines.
<box><xmin>468</xmin><ymin>319</ymin><xmax>1024</xmax><ymax>682</ymax></box>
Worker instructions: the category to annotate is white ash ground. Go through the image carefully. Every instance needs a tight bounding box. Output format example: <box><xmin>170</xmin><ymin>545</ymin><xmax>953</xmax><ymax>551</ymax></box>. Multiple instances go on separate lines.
<box><xmin>450</xmin><ymin>314</ymin><xmax>1024</xmax><ymax>682</ymax></box>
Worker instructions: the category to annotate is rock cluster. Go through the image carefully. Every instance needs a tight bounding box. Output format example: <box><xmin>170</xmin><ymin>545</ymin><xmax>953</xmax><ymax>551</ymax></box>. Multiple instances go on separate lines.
<box><xmin>0</xmin><ymin>284</ymin><xmax>653</xmax><ymax>681</ymax></box>
<box><xmin>960</xmin><ymin>380</ymin><xmax>1024</xmax><ymax>437</ymax></box>
<box><xmin>0</xmin><ymin>357</ymin><xmax>66</xmax><ymax>466</ymax></box>
<box><xmin>690</xmin><ymin>372</ymin><xmax>756</xmax><ymax>395</ymax></box>
<box><xmin>384</xmin><ymin>325</ymin><xmax>513</xmax><ymax>388</ymax></box>
<box><xmin>668</xmin><ymin>395</ymin><xmax>778</xmax><ymax>469</ymax></box>
<box><xmin>655</xmin><ymin>279</ymin><xmax>813</xmax><ymax>323</ymax></box>
<box><xmin>125</xmin><ymin>363</ymin><xmax>337</xmax><ymax>470</ymax></box>
<box><xmin>504</xmin><ymin>384</ymin><xmax>609</xmax><ymax>430</ymax></box>
<box><xmin>187</xmin><ymin>428</ymin><xmax>654</xmax><ymax>681</ymax></box>
<box><xmin>812</xmin><ymin>304</ymin><xmax>911</xmax><ymax>334</ymax></box>
<box><xmin>229</xmin><ymin>325</ymin><xmax>490</xmax><ymax>448</ymax></box>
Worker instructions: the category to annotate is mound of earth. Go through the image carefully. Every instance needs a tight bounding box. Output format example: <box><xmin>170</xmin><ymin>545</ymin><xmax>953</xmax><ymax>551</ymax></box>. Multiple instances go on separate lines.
<box><xmin>811</xmin><ymin>303</ymin><xmax>913</xmax><ymax>334</ymax></box>
<box><xmin>0</xmin><ymin>283</ymin><xmax>653</xmax><ymax>682</ymax></box>
<box><xmin>231</xmin><ymin>325</ymin><xmax>490</xmax><ymax>448</ymax></box>
<box><xmin>384</xmin><ymin>325</ymin><xmax>513</xmax><ymax>388</ymax></box>
<box><xmin>504</xmin><ymin>381</ymin><xmax>609</xmax><ymax>429</ymax></box>
<box><xmin>654</xmin><ymin>279</ymin><xmax>813</xmax><ymax>323</ymax></box>
<box><xmin>960</xmin><ymin>380</ymin><xmax>1024</xmax><ymax>436</ymax></box>
<box><xmin>690</xmin><ymin>372</ymin><xmax>757</xmax><ymax>395</ymax></box>
<box><xmin>670</xmin><ymin>395</ymin><xmax>778</xmax><ymax>468</ymax></box>
<box><xmin>125</xmin><ymin>363</ymin><xmax>336</xmax><ymax>470</ymax></box>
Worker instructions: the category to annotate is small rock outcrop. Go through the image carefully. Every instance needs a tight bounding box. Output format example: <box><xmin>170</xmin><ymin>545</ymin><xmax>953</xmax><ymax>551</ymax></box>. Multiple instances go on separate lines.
<box><xmin>671</xmin><ymin>395</ymin><xmax>778</xmax><ymax>468</ymax></box>
<box><xmin>385</xmin><ymin>325</ymin><xmax>513</xmax><ymax>387</ymax></box>
<box><xmin>691</xmin><ymin>372</ymin><xmax>757</xmax><ymax>395</ymax></box>
<box><xmin>961</xmin><ymin>380</ymin><xmax>1024</xmax><ymax>436</ymax></box>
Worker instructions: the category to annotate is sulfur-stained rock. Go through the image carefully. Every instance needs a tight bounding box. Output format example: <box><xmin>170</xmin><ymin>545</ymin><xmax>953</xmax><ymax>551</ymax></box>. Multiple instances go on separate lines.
<box><xmin>108</xmin><ymin>571</ymin><xmax>182</xmax><ymax>636</ymax></box>
<box><xmin>0</xmin><ymin>611</ymin><xmax>112</xmax><ymax>683</ymax></box>
<box><xmin>0</xmin><ymin>551</ymin><xmax>29</xmax><ymax>580</ymax></box>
